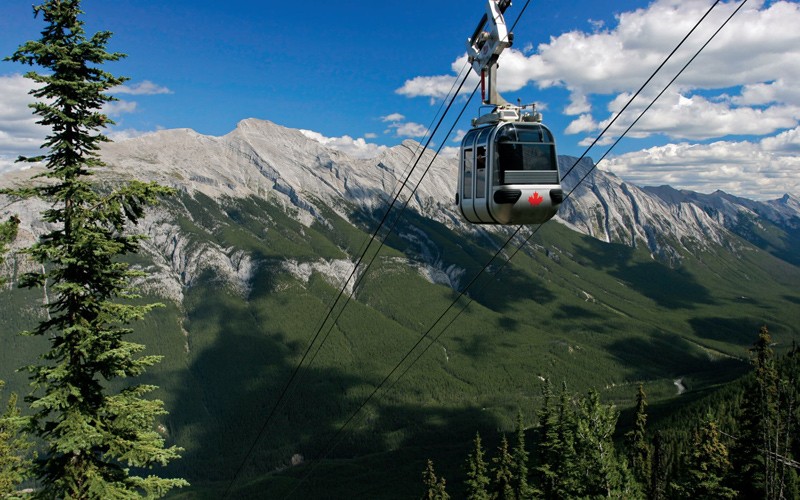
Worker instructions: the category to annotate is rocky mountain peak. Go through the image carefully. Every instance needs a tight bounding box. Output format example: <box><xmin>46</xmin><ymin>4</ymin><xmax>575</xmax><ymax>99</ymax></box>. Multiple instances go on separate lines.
<box><xmin>4</xmin><ymin>119</ymin><xmax>799</xmax><ymax>267</ymax></box>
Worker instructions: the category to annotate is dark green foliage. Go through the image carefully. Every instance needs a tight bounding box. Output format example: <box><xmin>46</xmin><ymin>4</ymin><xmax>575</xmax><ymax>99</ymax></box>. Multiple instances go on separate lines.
<box><xmin>1</xmin><ymin>97</ymin><xmax>799</xmax><ymax>496</ymax></box>
<box><xmin>733</xmin><ymin>326</ymin><xmax>798</xmax><ymax>499</ymax></box>
<box><xmin>626</xmin><ymin>384</ymin><xmax>652</xmax><ymax>490</ymax></box>
<box><xmin>533</xmin><ymin>385</ymin><xmax>639</xmax><ymax>499</ymax></box>
<box><xmin>642</xmin><ymin>328</ymin><xmax>800</xmax><ymax>500</ymax></box>
<box><xmin>650</xmin><ymin>430</ymin><xmax>669</xmax><ymax>500</ymax></box>
<box><xmin>672</xmin><ymin>415</ymin><xmax>736</xmax><ymax>499</ymax></box>
<box><xmin>533</xmin><ymin>379</ymin><xmax>557</xmax><ymax>497</ymax></box>
<box><xmin>465</xmin><ymin>433</ymin><xmax>490</xmax><ymax>500</ymax></box>
<box><xmin>0</xmin><ymin>216</ymin><xmax>19</xmax><ymax>287</ymax></box>
<box><xmin>0</xmin><ymin>381</ymin><xmax>32</xmax><ymax>497</ymax></box>
<box><xmin>422</xmin><ymin>459</ymin><xmax>449</xmax><ymax>500</ymax></box>
<box><xmin>0</xmin><ymin>224</ymin><xmax>25</xmax><ymax>493</ymax></box>
<box><xmin>511</xmin><ymin>411</ymin><xmax>536</xmax><ymax>499</ymax></box>
<box><xmin>6</xmin><ymin>1</ymin><xmax>186</xmax><ymax>497</ymax></box>
<box><xmin>534</xmin><ymin>382</ymin><xmax>580</xmax><ymax>498</ymax></box>
<box><xmin>490</xmin><ymin>435</ymin><xmax>515</xmax><ymax>499</ymax></box>
<box><xmin>573</xmin><ymin>389</ymin><xmax>636</xmax><ymax>498</ymax></box>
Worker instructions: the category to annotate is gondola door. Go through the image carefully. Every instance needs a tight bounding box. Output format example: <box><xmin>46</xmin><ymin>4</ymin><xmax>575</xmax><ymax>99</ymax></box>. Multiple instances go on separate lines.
<box><xmin>460</xmin><ymin>144</ymin><xmax>477</xmax><ymax>222</ymax></box>
<box><xmin>459</xmin><ymin>129</ymin><xmax>479</xmax><ymax>222</ymax></box>
<box><xmin>473</xmin><ymin>127</ymin><xmax>493</xmax><ymax>223</ymax></box>
<box><xmin>459</xmin><ymin>127</ymin><xmax>495</xmax><ymax>224</ymax></box>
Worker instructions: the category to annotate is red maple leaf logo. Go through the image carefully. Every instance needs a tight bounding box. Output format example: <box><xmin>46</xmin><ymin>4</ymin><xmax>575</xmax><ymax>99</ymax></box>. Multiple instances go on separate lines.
<box><xmin>528</xmin><ymin>192</ymin><xmax>544</xmax><ymax>206</ymax></box>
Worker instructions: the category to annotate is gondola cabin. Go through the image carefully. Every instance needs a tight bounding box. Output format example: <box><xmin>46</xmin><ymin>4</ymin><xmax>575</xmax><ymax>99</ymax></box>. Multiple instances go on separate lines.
<box><xmin>457</xmin><ymin>117</ymin><xmax>563</xmax><ymax>224</ymax></box>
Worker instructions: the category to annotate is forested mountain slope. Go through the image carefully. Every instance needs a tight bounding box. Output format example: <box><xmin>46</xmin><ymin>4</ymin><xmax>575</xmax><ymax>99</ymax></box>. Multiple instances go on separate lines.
<box><xmin>1</xmin><ymin>119</ymin><xmax>798</xmax><ymax>497</ymax></box>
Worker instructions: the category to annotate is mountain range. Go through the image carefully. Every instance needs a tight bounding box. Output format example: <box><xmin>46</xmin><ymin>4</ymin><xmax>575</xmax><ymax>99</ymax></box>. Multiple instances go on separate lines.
<box><xmin>1</xmin><ymin>118</ymin><xmax>799</xmax><ymax>498</ymax></box>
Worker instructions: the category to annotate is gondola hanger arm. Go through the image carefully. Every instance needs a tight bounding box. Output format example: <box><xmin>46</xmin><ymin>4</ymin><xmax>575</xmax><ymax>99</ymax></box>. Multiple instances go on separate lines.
<box><xmin>466</xmin><ymin>0</ymin><xmax>514</xmax><ymax>106</ymax></box>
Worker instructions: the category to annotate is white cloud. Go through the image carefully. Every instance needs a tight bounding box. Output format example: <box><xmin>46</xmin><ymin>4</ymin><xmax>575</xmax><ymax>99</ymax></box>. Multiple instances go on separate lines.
<box><xmin>601</xmin><ymin>136</ymin><xmax>800</xmax><ymax>200</ymax></box>
<box><xmin>112</xmin><ymin>80</ymin><xmax>172</xmax><ymax>95</ymax></box>
<box><xmin>0</xmin><ymin>74</ymin><xmax>48</xmax><ymax>160</ymax></box>
<box><xmin>440</xmin><ymin>146</ymin><xmax>460</xmax><ymax>159</ymax></box>
<box><xmin>103</xmin><ymin>100</ymin><xmax>138</xmax><ymax>116</ymax></box>
<box><xmin>364</xmin><ymin>132</ymin><xmax>377</xmax><ymax>139</ymax></box>
<box><xmin>734</xmin><ymin>79</ymin><xmax>800</xmax><ymax>107</ymax></box>
<box><xmin>564</xmin><ymin>91</ymin><xmax>591</xmax><ymax>115</ymax></box>
<box><xmin>396</xmin><ymin>55</ymin><xmax>478</xmax><ymax>99</ymax></box>
<box><xmin>379</xmin><ymin>113</ymin><xmax>430</xmax><ymax>138</ymax></box>
<box><xmin>390</xmin><ymin>121</ymin><xmax>429</xmax><ymax>138</ymax></box>
<box><xmin>107</xmin><ymin>128</ymin><xmax>159</xmax><ymax>142</ymax></box>
<box><xmin>565</xmin><ymin>113</ymin><xmax>598</xmax><ymax>135</ymax></box>
<box><xmin>299</xmin><ymin>129</ymin><xmax>387</xmax><ymax>159</ymax></box>
<box><xmin>0</xmin><ymin>155</ymin><xmax>42</xmax><ymax>175</ymax></box>
<box><xmin>381</xmin><ymin>113</ymin><xmax>406</xmax><ymax>122</ymax></box>
<box><xmin>399</xmin><ymin>1</ymin><xmax>800</xmax><ymax>145</ymax></box>
<box><xmin>396</xmin><ymin>75</ymin><xmax>458</xmax><ymax>99</ymax></box>
<box><xmin>1</xmin><ymin>73</ymin><xmax>158</xmax><ymax>173</ymax></box>
<box><xmin>587</xmin><ymin>88</ymin><xmax>800</xmax><ymax>142</ymax></box>
<box><xmin>760</xmin><ymin>126</ymin><xmax>800</xmax><ymax>153</ymax></box>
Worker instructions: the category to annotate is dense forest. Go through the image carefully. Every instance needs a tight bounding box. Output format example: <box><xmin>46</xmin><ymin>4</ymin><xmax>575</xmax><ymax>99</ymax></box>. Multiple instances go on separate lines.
<box><xmin>420</xmin><ymin>327</ymin><xmax>799</xmax><ymax>499</ymax></box>
<box><xmin>2</xmin><ymin>1</ymin><xmax>799</xmax><ymax>499</ymax></box>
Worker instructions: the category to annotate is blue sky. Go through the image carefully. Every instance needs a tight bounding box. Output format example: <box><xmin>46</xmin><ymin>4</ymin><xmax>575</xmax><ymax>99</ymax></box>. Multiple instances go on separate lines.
<box><xmin>1</xmin><ymin>0</ymin><xmax>799</xmax><ymax>200</ymax></box>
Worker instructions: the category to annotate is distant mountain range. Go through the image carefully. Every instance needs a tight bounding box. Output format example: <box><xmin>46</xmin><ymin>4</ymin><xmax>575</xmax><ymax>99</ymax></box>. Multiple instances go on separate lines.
<box><xmin>2</xmin><ymin>118</ymin><xmax>799</xmax><ymax>497</ymax></box>
<box><xmin>93</xmin><ymin>118</ymin><xmax>800</xmax><ymax>264</ymax></box>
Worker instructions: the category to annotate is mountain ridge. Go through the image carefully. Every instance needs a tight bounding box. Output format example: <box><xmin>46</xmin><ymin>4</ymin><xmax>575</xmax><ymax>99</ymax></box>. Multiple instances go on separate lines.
<box><xmin>4</xmin><ymin>118</ymin><xmax>800</xmax><ymax>282</ymax></box>
<box><xmin>99</xmin><ymin>119</ymin><xmax>800</xmax><ymax>264</ymax></box>
<box><xmin>2</xmin><ymin>118</ymin><xmax>800</xmax><ymax>497</ymax></box>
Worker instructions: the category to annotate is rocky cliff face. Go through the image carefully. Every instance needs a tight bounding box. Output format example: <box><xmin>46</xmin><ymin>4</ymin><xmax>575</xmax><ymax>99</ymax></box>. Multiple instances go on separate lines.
<box><xmin>3</xmin><ymin>118</ymin><xmax>799</xmax><ymax>292</ymax></box>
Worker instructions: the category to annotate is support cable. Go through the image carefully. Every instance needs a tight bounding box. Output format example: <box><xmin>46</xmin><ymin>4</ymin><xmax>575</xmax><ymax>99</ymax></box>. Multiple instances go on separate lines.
<box><xmin>284</xmin><ymin>0</ymin><xmax>743</xmax><ymax>495</ymax></box>
<box><xmin>391</xmin><ymin>0</ymin><xmax>751</xmax><ymax>406</ymax></box>
<box><xmin>221</xmin><ymin>61</ymin><xmax>474</xmax><ymax>500</ymax></box>
<box><xmin>559</xmin><ymin>0</ymin><xmax>722</xmax><ymax>183</ymax></box>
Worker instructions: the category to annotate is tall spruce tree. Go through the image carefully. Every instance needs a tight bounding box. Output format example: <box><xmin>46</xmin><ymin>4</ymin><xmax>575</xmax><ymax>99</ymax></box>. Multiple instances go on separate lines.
<box><xmin>490</xmin><ymin>435</ymin><xmax>515</xmax><ymax>499</ymax></box>
<box><xmin>650</xmin><ymin>430</ymin><xmax>669</xmax><ymax>500</ymax></box>
<box><xmin>553</xmin><ymin>382</ymin><xmax>578</xmax><ymax>498</ymax></box>
<box><xmin>573</xmin><ymin>389</ymin><xmax>629</xmax><ymax>497</ymax></box>
<box><xmin>0</xmin><ymin>202</ymin><xmax>28</xmax><ymax>497</ymax></box>
<box><xmin>511</xmin><ymin>411</ymin><xmax>536</xmax><ymax>499</ymax></box>
<box><xmin>5</xmin><ymin>1</ymin><xmax>187</xmax><ymax>497</ymax></box>
<box><xmin>0</xmin><ymin>381</ymin><xmax>32</xmax><ymax>497</ymax></box>
<box><xmin>534</xmin><ymin>378</ymin><xmax>558</xmax><ymax>497</ymax></box>
<box><xmin>0</xmin><ymin>215</ymin><xmax>19</xmax><ymax>285</ymax></box>
<box><xmin>422</xmin><ymin>459</ymin><xmax>449</xmax><ymax>500</ymax></box>
<box><xmin>465</xmin><ymin>432</ymin><xmax>490</xmax><ymax>500</ymax></box>
<box><xmin>673</xmin><ymin>415</ymin><xmax>736</xmax><ymax>499</ymax></box>
<box><xmin>734</xmin><ymin>325</ymin><xmax>796</xmax><ymax>499</ymax></box>
<box><xmin>626</xmin><ymin>384</ymin><xmax>652</xmax><ymax>489</ymax></box>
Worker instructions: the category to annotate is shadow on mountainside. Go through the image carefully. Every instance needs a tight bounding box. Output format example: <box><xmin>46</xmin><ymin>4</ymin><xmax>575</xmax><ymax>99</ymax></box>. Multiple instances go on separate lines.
<box><xmin>605</xmin><ymin>330</ymin><xmax>742</xmax><ymax>382</ymax></box>
<box><xmin>689</xmin><ymin>316</ymin><xmax>766</xmax><ymax>347</ymax></box>
<box><xmin>155</xmin><ymin>263</ymin><xmax>505</xmax><ymax>498</ymax></box>
<box><xmin>351</xmin><ymin>206</ymin><xmax>557</xmax><ymax>314</ymax></box>
<box><xmin>572</xmin><ymin>237</ymin><xmax>714</xmax><ymax>310</ymax></box>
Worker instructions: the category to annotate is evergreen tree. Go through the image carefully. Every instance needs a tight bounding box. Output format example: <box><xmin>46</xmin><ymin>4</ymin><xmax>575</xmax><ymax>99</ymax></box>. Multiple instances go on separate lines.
<box><xmin>573</xmin><ymin>389</ymin><xmax>628</xmax><ymax>497</ymax></box>
<box><xmin>626</xmin><ymin>384</ymin><xmax>652</xmax><ymax>490</ymax></box>
<box><xmin>490</xmin><ymin>435</ymin><xmax>515</xmax><ymax>499</ymax></box>
<box><xmin>0</xmin><ymin>381</ymin><xmax>32</xmax><ymax>497</ymax></box>
<box><xmin>511</xmin><ymin>411</ymin><xmax>536</xmax><ymax>499</ymax></box>
<box><xmin>537</xmin><ymin>385</ymin><xmax>635</xmax><ymax>498</ymax></box>
<box><xmin>552</xmin><ymin>382</ymin><xmax>578</xmax><ymax>498</ymax></box>
<box><xmin>422</xmin><ymin>459</ymin><xmax>449</xmax><ymax>500</ymax></box>
<box><xmin>465</xmin><ymin>432</ymin><xmax>490</xmax><ymax>500</ymax></box>
<box><xmin>673</xmin><ymin>415</ymin><xmax>736</xmax><ymax>499</ymax></box>
<box><xmin>734</xmin><ymin>325</ymin><xmax>796</xmax><ymax>499</ymax></box>
<box><xmin>0</xmin><ymin>215</ymin><xmax>19</xmax><ymax>285</ymax></box>
<box><xmin>781</xmin><ymin>344</ymin><xmax>800</xmax><ymax>499</ymax></box>
<box><xmin>5</xmin><ymin>1</ymin><xmax>187</xmax><ymax>497</ymax></box>
<box><xmin>650</xmin><ymin>430</ymin><xmax>669</xmax><ymax>500</ymax></box>
<box><xmin>0</xmin><ymin>217</ymin><xmax>27</xmax><ymax>496</ymax></box>
<box><xmin>534</xmin><ymin>379</ymin><xmax>558</xmax><ymax>497</ymax></box>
